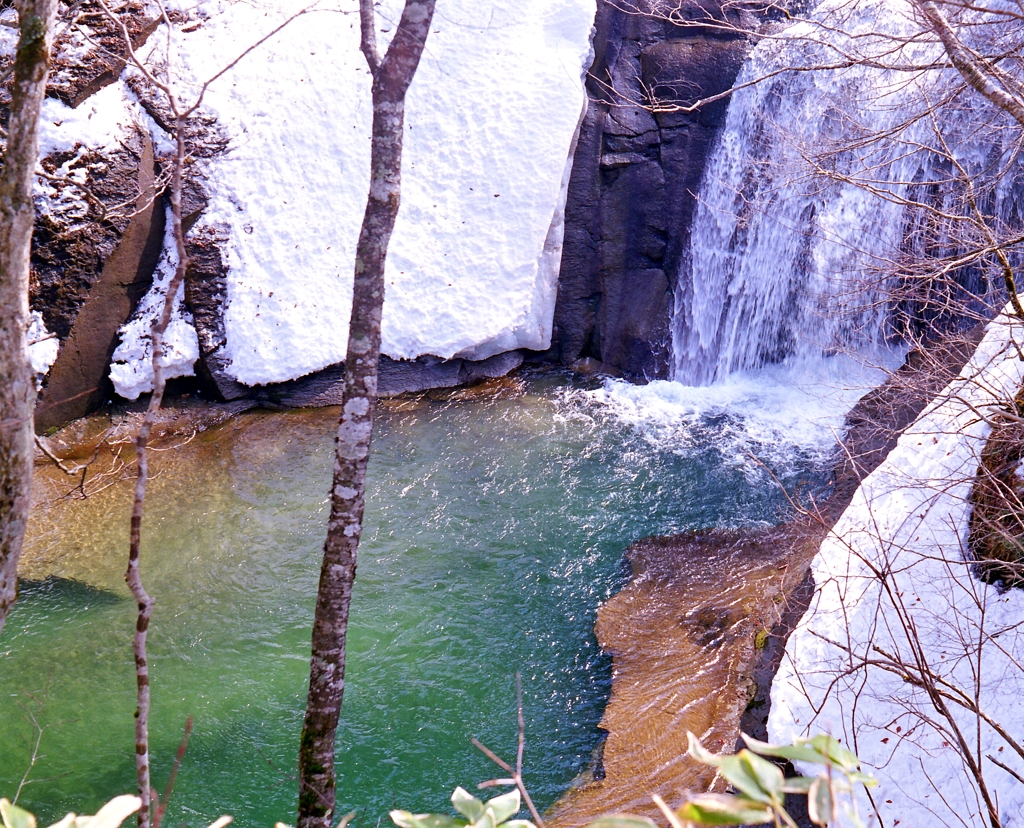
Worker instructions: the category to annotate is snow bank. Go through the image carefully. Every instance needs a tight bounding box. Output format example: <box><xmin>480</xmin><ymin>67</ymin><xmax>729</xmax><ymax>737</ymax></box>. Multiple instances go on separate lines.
<box><xmin>165</xmin><ymin>0</ymin><xmax>595</xmax><ymax>386</ymax></box>
<box><xmin>27</xmin><ymin>312</ymin><xmax>59</xmax><ymax>378</ymax></box>
<box><xmin>37</xmin><ymin>81</ymin><xmax>141</xmax><ymax>158</ymax></box>
<box><xmin>769</xmin><ymin>306</ymin><xmax>1024</xmax><ymax>827</ymax></box>
<box><xmin>110</xmin><ymin>211</ymin><xmax>200</xmax><ymax>400</ymax></box>
<box><xmin>34</xmin><ymin>1</ymin><xmax>594</xmax><ymax>396</ymax></box>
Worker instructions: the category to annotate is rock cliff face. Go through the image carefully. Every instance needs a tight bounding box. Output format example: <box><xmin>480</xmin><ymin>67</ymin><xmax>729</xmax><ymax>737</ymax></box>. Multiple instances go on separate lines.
<box><xmin>23</xmin><ymin>0</ymin><xmax>597</xmax><ymax>429</ymax></box>
<box><xmin>553</xmin><ymin>0</ymin><xmax>754</xmax><ymax>380</ymax></box>
<box><xmin>23</xmin><ymin>0</ymin><xmax>166</xmax><ymax>431</ymax></box>
<box><xmin>22</xmin><ymin>0</ymin><xmax>760</xmax><ymax>427</ymax></box>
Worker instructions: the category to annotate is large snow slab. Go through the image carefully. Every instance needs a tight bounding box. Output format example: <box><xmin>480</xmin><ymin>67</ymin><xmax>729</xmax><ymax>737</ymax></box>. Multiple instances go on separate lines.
<box><xmin>171</xmin><ymin>0</ymin><xmax>594</xmax><ymax>386</ymax></box>
<box><xmin>769</xmin><ymin>306</ymin><xmax>1024</xmax><ymax>827</ymax></box>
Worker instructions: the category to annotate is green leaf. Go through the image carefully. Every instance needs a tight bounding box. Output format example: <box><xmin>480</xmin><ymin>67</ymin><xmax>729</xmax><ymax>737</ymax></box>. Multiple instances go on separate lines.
<box><xmin>687</xmin><ymin>733</ymin><xmax>724</xmax><ymax>768</ymax></box>
<box><xmin>705</xmin><ymin>753</ymin><xmax>780</xmax><ymax>805</ymax></box>
<box><xmin>741</xmin><ymin>735</ymin><xmax>828</xmax><ymax>766</ymax></box>
<box><xmin>452</xmin><ymin>789</ymin><xmax>485</xmax><ymax>823</ymax></box>
<box><xmin>470</xmin><ymin>812</ymin><xmax>495</xmax><ymax>828</ymax></box>
<box><xmin>583</xmin><ymin>816</ymin><xmax>658</xmax><ymax>828</ymax></box>
<box><xmin>806</xmin><ymin>735</ymin><xmax>860</xmax><ymax>772</ymax></box>
<box><xmin>737</xmin><ymin>751</ymin><xmax>785</xmax><ymax>801</ymax></box>
<box><xmin>779</xmin><ymin>777</ymin><xmax>814</xmax><ymax>794</ymax></box>
<box><xmin>847</xmin><ymin>771</ymin><xmax>878</xmax><ymax>788</ymax></box>
<box><xmin>502</xmin><ymin>821</ymin><xmax>535</xmax><ymax>828</ymax></box>
<box><xmin>1</xmin><ymin>800</ymin><xmax>38</xmax><ymax>828</ymax></box>
<box><xmin>389</xmin><ymin>811</ymin><xmax>416</xmax><ymax>828</ymax></box>
<box><xmin>677</xmin><ymin>794</ymin><xmax>774</xmax><ymax>825</ymax></box>
<box><xmin>390</xmin><ymin>813</ymin><xmax>466</xmax><ymax>828</ymax></box>
<box><xmin>689</xmin><ymin>735</ymin><xmax>785</xmax><ymax>806</ymax></box>
<box><xmin>482</xmin><ymin>790</ymin><xmax>520</xmax><ymax>825</ymax></box>
<box><xmin>807</xmin><ymin>778</ymin><xmax>833</xmax><ymax>827</ymax></box>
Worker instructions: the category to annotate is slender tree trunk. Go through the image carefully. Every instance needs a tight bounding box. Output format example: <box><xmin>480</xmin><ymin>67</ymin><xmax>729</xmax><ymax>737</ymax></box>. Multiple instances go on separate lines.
<box><xmin>124</xmin><ymin>108</ymin><xmax>189</xmax><ymax>828</ymax></box>
<box><xmin>297</xmin><ymin>3</ymin><xmax>435</xmax><ymax>826</ymax></box>
<box><xmin>0</xmin><ymin>0</ymin><xmax>58</xmax><ymax>638</ymax></box>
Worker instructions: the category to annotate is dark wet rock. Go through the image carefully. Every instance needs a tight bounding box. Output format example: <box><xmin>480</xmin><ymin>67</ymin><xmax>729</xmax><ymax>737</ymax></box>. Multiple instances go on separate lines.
<box><xmin>183</xmin><ymin>225</ymin><xmax>249</xmax><ymax>401</ymax></box>
<box><xmin>553</xmin><ymin>0</ymin><xmax>755</xmax><ymax>380</ymax></box>
<box><xmin>258</xmin><ymin>351</ymin><xmax>526</xmax><ymax>408</ymax></box>
<box><xmin>46</xmin><ymin>0</ymin><xmax>160</xmax><ymax>108</ymax></box>
<box><xmin>35</xmin><ymin>131</ymin><xmax>164</xmax><ymax>431</ymax></box>
<box><xmin>30</xmin><ymin>131</ymin><xmax>154</xmax><ymax>340</ymax></box>
<box><xmin>124</xmin><ymin>72</ymin><xmax>230</xmax><ymax>166</ymax></box>
<box><xmin>569</xmin><ymin>356</ymin><xmax>623</xmax><ymax>377</ymax></box>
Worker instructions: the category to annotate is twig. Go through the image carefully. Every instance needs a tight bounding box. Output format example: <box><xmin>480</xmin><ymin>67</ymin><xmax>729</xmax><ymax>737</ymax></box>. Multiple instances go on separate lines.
<box><xmin>986</xmin><ymin>754</ymin><xmax>1024</xmax><ymax>785</ymax></box>
<box><xmin>152</xmin><ymin>715</ymin><xmax>193</xmax><ymax>828</ymax></box>
<box><xmin>472</xmin><ymin>674</ymin><xmax>546</xmax><ymax>828</ymax></box>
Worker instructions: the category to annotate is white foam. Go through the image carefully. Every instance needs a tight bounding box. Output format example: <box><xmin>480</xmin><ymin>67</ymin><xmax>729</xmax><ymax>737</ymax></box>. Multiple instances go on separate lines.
<box><xmin>583</xmin><ymin>351</ymin><xmax>900</xmax><ymax>475</ymax></box>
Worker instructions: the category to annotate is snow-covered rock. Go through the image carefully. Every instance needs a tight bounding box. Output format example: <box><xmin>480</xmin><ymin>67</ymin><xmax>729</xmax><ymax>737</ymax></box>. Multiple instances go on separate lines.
<box><xmin>31</xmin><ymin>0</ymin><xmax>595</xmax><ymax>397</ymax></box>
<box><xmin>27</xmin><ymin>312</ymin><xmax>59</xmax><ymax>379</ymax></box>
<box><xmin>163</xmin><ymin>0</ymin><xmax>595</xmax><ymax>387</ymax></box>
<box><xmin>769</xmin><ymin>305</ymin><xmax>1024</xmax><ymax>827</ymax></box>
<box><xmin>110</xmin><ymin>211</ymin><xmax>200</xmax><ymax>400</ymax></box>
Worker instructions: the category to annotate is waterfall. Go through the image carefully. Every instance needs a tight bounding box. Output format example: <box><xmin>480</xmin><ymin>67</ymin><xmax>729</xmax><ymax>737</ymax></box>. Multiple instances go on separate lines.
<box><xmin>671</xmin><ymin>0</ymin><xmax>1019</xmax><ymax>385</ymax></box>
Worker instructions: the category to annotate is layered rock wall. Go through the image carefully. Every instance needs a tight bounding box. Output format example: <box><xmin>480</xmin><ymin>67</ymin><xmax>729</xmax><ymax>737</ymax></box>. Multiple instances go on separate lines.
<box><xmin>553</xmin><ymin>0</ymin><xmax>753</xmax><ymax>379</ymax></box>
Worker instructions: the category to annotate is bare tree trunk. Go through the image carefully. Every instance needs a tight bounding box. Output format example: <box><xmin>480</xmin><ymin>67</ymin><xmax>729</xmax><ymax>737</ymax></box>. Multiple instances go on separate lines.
<box><xmin>92</xmin><ymin>4</ymin><xmax>333</xmax><ymax>821</ymax></box>
<box><xmin>124</xmin><ymin>108</ymin><xmax>189</xmax><ymax>828</ymax></box>
<box><xmin>0</xmin><ymin>0</ymin><xmax>58</xmax><ymax>638</ymax></box>
<box><xmin>297</xmin><ymin>3</ymin><xmax>435</xmax><ymax>826</ymax></box>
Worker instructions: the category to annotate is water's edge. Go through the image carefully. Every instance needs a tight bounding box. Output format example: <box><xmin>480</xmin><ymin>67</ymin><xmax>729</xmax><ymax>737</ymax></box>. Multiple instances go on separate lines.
<box><xmin>547</xmin><ymin>330</ymin><xmax>984</xmax><ymax>827</ymax></box>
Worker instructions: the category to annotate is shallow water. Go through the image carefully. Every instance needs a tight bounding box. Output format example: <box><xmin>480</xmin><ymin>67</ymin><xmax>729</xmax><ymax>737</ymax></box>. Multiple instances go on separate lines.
<box><xmin>0</xmin><ymin>370</ymin><xmax>849</xmax><ymax>828</ymax></box>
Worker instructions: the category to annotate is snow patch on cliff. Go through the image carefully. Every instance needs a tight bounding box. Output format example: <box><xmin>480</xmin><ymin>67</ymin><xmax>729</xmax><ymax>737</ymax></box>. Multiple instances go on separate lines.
<box><xmin>37</xmin><ymin>81</ymin><xmax>140</xmax><ymax>158</ymax></box>
<box><xmin>110</xmin><ymin>211</ymin><xmax>200</xmax><ymax>400</ymax></box>
<box><xmin>27</xmin><ymin>312</ymin><xmax>59</xmax><ymax>379</ymax></box>
<box><xmin>168</xmin><ymin>0</ymin><xmax>595</xmax><ymax>386</ymax></box>
<box><xmin>769</xmin><ymin>305</ymin><xmax>1024</xmax><ymax>828</ymax></box>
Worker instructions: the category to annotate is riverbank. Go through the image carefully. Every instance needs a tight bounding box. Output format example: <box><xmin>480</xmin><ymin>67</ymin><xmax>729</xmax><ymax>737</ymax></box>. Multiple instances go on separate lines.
<box><xmin>547</xmin><ymin>330</ymin><xmax>983</xmax><ymax>827</ymax></box>
<box><xmin>770</xmin><ymin>311</ymin><xmax>1024</xmax><ymax>826</ymax></box>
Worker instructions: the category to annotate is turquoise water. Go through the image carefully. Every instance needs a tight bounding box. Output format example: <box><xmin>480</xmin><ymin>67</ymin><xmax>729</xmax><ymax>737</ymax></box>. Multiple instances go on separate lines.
<box><xmin>0</xmin><ymin>372</ymin><xmax>832</xmax><ymax>828</ymax></box>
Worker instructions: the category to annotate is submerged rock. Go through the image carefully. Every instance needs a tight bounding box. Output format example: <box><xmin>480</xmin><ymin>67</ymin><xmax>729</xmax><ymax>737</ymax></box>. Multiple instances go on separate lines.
<box><xmin>258</xmin><ymin>351</ymin><xmax>526</xmax><ymax>408</ymax></box>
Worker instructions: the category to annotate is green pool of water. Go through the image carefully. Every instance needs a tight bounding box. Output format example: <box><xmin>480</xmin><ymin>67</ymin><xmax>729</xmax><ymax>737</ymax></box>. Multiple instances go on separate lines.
<box><xmin>0</xmin><ymin>373</ymin><xmax>828</xmax><ymax>827</ymax></box>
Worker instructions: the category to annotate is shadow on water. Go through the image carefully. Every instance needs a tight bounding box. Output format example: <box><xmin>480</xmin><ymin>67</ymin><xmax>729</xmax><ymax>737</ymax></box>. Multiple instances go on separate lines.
<box><xmin>17</xmin><ymin>576</ymin><xmax>122</xmax><ymax>609</ymax></box>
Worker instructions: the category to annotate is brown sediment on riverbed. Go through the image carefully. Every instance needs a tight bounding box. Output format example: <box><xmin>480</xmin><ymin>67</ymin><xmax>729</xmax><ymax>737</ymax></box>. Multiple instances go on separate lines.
<box><xmin>547</xmin><ymin>331</ymin><xmax>986</xmax><ymax>827</ymax></box>
<box><xmin>545</xmin><ymin>519</ymin><xmax>826</xmax><ymax>825</ymax></box>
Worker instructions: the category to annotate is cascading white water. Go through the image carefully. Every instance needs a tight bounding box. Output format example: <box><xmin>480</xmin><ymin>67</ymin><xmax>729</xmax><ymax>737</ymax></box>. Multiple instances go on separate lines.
<box><xmin>671</xmin><ymin>0</ymin><xmax>1016</xmax><ymax>385</ymax></box>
